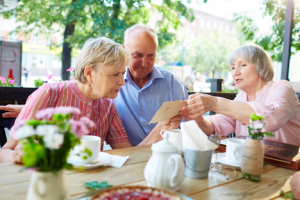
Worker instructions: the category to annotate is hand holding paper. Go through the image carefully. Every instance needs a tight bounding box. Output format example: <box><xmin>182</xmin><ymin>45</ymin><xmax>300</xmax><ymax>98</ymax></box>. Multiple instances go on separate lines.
<box><xmin>149</xmin><ymin>100</ymin><xmax>187</xmax><ymax>124</ymax></box>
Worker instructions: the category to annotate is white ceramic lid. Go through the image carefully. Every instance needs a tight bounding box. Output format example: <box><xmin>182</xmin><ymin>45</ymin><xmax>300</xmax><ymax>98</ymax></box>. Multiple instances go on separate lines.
<box><xmin>151</xmin><ymin>132</ymin><xmax>179</xmax><ymax>153</ymax></box>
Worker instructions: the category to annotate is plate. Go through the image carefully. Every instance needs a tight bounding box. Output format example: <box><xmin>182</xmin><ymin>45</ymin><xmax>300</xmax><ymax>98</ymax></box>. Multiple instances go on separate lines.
<box><xmin>216</xmin><ymin>153</ymin><xmax>241</xmax><ymax>168</ymax></box>
<box><xmin>68</xmin><ymin>152</ymin><xmax>112</xmax><ymax>169</ymax></box>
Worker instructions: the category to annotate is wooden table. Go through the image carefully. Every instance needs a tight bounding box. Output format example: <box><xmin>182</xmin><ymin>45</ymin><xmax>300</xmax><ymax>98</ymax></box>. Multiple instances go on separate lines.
<box><xmin>0</xmin><ymin>145</ymin><xmax>296</xmax><ymax>200</ymax></box>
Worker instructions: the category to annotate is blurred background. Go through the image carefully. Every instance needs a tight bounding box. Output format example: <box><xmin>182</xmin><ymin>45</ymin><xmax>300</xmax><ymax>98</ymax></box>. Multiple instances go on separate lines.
<box><xmin>0</xmin><ymin>0</ymin><xmax>299</xmax><ymax>93</ymax></box>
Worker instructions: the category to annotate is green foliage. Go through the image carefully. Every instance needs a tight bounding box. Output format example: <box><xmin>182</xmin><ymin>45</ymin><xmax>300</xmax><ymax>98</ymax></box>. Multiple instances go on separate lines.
<box><xmin>222</xmin><ymin>85</ymin><xmax>239</xmax><ymax>93</ymax></box>
<box><xmin>33</xmin><ymin>78</ymin><xmax>46</xmax><ymax>88</ymax></box>
<box><xmin>2</xmin><ymin>0</ymin><xmax>206</xmax><ymax>51</ymax></box>
<box><xmin>0</xmin><ymin>77</ymin><xmax>17</xmax><ymax>87</ymax></box>
<box><xmin>234</xmin><ymin>0</ymin><xmax>300</xmax><ymax>62</ymax></box>
<box><xmin>280</xmin><ymin>190</ymin><xmax>295</xmax><ymax>200</ymax></box>
<box><xmin>242</xmin><ymin>172</ymin><xmax>261</xmax><ymax>182</ymax></box>
<box><xmin>248</xmin><ymin>113</ymin><xmax>274</xmax><ymax>139</ymax></box>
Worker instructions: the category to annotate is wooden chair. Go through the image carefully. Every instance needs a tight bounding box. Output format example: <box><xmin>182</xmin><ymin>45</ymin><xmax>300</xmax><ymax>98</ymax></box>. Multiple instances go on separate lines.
<box><xmin>0</xmin><ymin>110</ymin><xmax>16</xmax><ymax>147</ymax></box>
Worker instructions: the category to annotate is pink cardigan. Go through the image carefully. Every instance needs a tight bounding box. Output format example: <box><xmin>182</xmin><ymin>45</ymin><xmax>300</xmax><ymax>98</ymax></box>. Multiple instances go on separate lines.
<box><xmin>206</xmin><ymin>80</ymin><xmax>300</xmax><ymax>146</ymax></box>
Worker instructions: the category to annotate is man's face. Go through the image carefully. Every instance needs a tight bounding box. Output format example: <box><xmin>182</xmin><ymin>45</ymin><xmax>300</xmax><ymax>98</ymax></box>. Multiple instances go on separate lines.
<box><xmin>125</xmin><ymin>31</ymin><xmax>157</xmax><ymax>80</ymax></box>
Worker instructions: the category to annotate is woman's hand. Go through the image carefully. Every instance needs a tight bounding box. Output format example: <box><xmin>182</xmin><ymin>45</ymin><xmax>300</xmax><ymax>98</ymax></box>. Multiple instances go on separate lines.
<box><xmin>12</xmin><ymin>142</ymin><xmax>23</xmax><ymax>164</ymax></box>
<box><xmin>0</xmin><ymin>105</ymin><xmax>24</xmax><ymax>118</ymax></box>
<box><xmin>184</xmin><ymin>93</ymin><xmax>217</xmax><ymax>119</ymax></box>
<box><xmin>290</xmin><ymin>171</ymin><xmax>300</xmax><ymax>199</ymax></box>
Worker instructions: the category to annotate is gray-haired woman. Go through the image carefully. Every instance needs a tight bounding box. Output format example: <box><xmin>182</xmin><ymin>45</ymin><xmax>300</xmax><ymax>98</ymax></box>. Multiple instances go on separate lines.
<box><xmin>0</xmin><ymin>37</ymin><xmax>132</xmax><ymax>163</ymax></box>
<box><xmin>180</xmin><ymin>44</ymin><xmax>300</xmax><ymax>146</ymax></box>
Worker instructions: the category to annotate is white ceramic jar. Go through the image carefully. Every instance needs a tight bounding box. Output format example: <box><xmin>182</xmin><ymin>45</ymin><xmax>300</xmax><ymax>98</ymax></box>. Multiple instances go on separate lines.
<box><xmin>144</xmin><ymin>132</ymin><xmax>185</xmax><ymax>191</ymax></box>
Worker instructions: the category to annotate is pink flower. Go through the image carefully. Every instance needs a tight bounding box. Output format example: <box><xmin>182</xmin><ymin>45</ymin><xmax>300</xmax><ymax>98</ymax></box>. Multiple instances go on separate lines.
<box><xmin>27</xmin><ymin>168</ymin><xmax>37</xmax><ymax>172</ymax></box>
<box><xmin>0</xmin><ymin>76</ymin><xmax>6</xmax><ymax>83</ymax></box>
<box><xmin>54</xmin><ymin>107</ymin><xmax>81</xmax><ymax>115</ymax></box>
<box><xmin>67</xmin><ymin>68</ymin><xmax>75</xmax><ymax>72</ymax></box>
<box><xmin>36</xmin><ymin>108</ymin><xmax>56</xmax><ymax>119</ymax></box>
<box><xmin>79</xmin><ymin>117</ymin><xmax>95</xmax><ymax>128</ymax></box>
<box><xmin>71</xmin><ymin>77</ymin><xmax>75</xmax><ymax>81</ymax></box>
<box><xmin>8</xmin><ymin>80</ymin><xmax>14</xmax><ymax>84</ymax></box>
<box><xmin>69</xmin><ymin>119</ymin><xmax>89</xmax><ymax>137</ymax></box>
<box><xmin>232</xmin><ymin>83</ymin><xmax>235</xmax><ymax>86</ymax></box>
<box><xmin>48</xmin><ymin>74</ymin><xmax>53</xmax><ymax>80</ymax></box>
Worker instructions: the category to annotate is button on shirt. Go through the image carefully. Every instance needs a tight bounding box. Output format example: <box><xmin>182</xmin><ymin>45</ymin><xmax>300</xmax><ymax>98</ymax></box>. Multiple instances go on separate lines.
<box><xmin>114</xmin><ymin>66</ymin><xmax>188</xmax><ymax>146</ymax></box>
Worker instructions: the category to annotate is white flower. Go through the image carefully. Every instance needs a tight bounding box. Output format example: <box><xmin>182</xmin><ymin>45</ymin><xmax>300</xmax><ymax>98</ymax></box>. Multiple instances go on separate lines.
<box><xmin>253</xmin><ymin>121</ymin><xmax>264</xmax><ymax>130</ymax></box>
<box><xmin>36</xmin><ymin>125</ymin><xmax>58</xmax><ymax>136</ymax></box>
<box><xmin>14</xmin><ymin>125</ymin><xmax>36</xmax><ymax>139</ymax></box>
<box><xmin>43</xmin><ymin>133</ymin><xmax>64</xmax><ymax>150</ymax></box>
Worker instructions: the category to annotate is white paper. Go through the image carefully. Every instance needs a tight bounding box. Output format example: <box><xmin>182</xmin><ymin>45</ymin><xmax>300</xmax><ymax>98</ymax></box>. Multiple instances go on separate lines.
<box><xmin>181</xmin><ymin>120</ymin><xmax>218</xmax><ymax>151</ymax></box>
<box><xmin>107</xmin><ymin>155</ymin><xmax>129</xmax><ymax>168</ymax></box>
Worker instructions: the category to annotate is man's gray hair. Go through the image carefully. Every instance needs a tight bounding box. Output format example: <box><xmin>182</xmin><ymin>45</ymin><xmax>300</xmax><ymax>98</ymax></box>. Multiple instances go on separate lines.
<box><xmin>228</xmin><ymin>44</ymin><xmax>274</xmax><ymax>82</ymax></box>
<box><xmin>75</xmin><ymin>37</ymin><xmax>129</xmax><ymax>83</ymax></box>
<box><xmin>124</xmin><ymin>24</ymin><xmax>158</xmax><ymax>47</ymax></box>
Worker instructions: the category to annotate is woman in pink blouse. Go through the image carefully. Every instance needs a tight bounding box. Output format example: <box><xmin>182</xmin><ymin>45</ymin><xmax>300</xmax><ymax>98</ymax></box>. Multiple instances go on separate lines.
<box><xmin>0</xmin><ymin>37</ymin><xmax>133</xmax><ymax>163</ymax></box>
<box><xmin>180</xmin><ymin>44</ymin><xmax>300</xmax><ymax>146</ymax></box>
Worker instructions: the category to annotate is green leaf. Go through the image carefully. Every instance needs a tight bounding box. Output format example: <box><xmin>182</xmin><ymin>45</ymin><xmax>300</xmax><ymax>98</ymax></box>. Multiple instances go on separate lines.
<box><xmin>250</xmin><ymin>114</ymin><xmax>259</xmax><ymax>121</ymax></box>
<box><xmin>280</xmin><ymin>190</ymin><xmax>295</xmax><ymax>200</ymax></box>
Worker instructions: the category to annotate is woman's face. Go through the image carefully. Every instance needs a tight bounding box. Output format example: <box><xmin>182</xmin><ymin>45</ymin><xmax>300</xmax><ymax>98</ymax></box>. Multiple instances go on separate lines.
<box><xmin>91</xmin><ymin>63</ymin><xmax>126</xmax><ymax>99</ymax></box>
<box><xmin>231</xmin><ymin>54</ymin><xmax>262</xmax><ymax>92</ymax></box>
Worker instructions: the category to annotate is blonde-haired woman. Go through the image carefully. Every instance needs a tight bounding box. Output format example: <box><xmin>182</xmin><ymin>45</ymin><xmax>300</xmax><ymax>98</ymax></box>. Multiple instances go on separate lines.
<box><xmin>0</xmin><ymin>37</ymin><xmax>132</xmax><ymax>163</ymax></box>
<box><xmin>180</xmin><ymin>44</ymin><xmax>300</xmax><ymax>146</ymax></box>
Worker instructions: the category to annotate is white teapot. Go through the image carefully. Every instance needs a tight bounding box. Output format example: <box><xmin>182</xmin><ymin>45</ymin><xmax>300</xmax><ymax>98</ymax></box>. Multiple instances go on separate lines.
<box><xmin>144</xmin><ymin>131</ymin><xmax>185</xmax><ymax>191</ymax></box>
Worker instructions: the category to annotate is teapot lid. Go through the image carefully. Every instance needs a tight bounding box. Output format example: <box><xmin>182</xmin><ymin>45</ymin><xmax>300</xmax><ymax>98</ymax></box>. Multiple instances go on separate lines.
<box><xmin>151</xmin><ymin>132</ymin><xmax>179</xmax><ymax>153</ymax></box>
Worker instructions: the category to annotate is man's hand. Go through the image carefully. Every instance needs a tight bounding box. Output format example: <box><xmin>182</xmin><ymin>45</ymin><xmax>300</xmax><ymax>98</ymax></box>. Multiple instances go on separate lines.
<box><xmin>0</xmin><ymin>105</ymin><xmax>24</xmax><ymax>118</ymax></box>
<box><xmin>290</xmin><ymin>171</ymin><xmax>300</xmax><ymax>200</ymax></box>
<box><xmin>12</xmin><ymin>142</ymin><xmax>23</xmax><ymax>164</ymax></box>
<box><xmin>159</xmin><ymin>115</ymin><xmax>182</xmax><ymax>130</ymax></box>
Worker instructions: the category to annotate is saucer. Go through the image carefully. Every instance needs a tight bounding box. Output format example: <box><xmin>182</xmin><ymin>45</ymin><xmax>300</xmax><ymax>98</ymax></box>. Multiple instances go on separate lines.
<box><xmin>216</xmin><ymin>153</ymin><xmax>241</xmax><ymax>169</ymax></box>
<box><xmin>67</xmin><ymin>152</ymin><xmax>112</xmax><ymax>169</ymax></box>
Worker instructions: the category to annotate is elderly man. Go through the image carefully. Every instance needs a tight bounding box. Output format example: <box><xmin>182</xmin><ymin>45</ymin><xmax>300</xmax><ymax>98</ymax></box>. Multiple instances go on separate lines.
<box><xmin>114</xmin><ymin>24</ymin><xmax>188</xmax><ymax>146</ymax></box>
<box><xmin>0</xmin><ymin>24</ymin><xmax>188</xmax><ymax>147</ymax></box>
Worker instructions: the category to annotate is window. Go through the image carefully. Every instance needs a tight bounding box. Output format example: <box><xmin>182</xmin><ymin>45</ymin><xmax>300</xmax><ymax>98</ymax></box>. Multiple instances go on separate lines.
<box><xmin>207</xmin><ymin>20</ymin><xmax>211</xmax><ymax>29</ymax></box>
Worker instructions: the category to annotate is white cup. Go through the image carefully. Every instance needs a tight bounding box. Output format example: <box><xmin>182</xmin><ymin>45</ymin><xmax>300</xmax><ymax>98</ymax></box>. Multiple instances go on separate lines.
<box><xmin>73</xmin><ymin>135</ymin><xmax>101</xmax><ymax>164</ymax></box>
<box><xmin>226</xmin><ymin>138</ymin><xmax>245</xmax><ymax>165</ymax></box>
<box><xmin>161</xmin><ymin>129</ymin><xmax>183</xmax><ymax>151</ymax></box>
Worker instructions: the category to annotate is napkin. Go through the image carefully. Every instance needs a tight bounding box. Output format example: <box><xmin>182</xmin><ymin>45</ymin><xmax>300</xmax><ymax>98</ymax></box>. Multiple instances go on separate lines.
<box><xmin>181</xmin><ymin>120</ymin><xmax>218</xmax><ymax>151</ymax></box>
<box><xmin>106</xmin><ymin>155</ymin><xmax>129</xmax><ymax>168</ymax></box>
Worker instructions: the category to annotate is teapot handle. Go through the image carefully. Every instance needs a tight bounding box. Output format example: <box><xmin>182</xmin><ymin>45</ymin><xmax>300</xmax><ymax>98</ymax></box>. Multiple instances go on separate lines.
<box><xmin>168</xmin><ymin>154</ymin><xmax>184</xmax><ymax>188</ymax></box>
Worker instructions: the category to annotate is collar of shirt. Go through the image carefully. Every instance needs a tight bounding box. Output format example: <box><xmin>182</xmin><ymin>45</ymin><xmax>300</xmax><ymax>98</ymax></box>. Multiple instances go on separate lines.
<box><xmin>69</xmin><ymin>80</ymin><xmax>98</xmax><ymax>107</ymax></box>
<box><xmin>124</xmin><ymin>66</ymin><xmax>165</xmax><ymax>90</ymax></box>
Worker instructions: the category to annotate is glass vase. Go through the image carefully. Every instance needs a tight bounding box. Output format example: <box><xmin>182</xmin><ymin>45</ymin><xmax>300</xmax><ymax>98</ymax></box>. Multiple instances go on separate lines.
<box><xmin>241</xmin><ymin>137</ymin><xmax>264</xmax><ymax>182</ymax></box>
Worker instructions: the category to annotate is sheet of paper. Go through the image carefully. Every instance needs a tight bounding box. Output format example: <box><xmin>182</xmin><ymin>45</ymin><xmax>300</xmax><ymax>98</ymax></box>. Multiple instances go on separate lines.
<box><xmin>149</xmin><ymin>100</ymin><xmax>187</xmax><ymax>124</ymax></box>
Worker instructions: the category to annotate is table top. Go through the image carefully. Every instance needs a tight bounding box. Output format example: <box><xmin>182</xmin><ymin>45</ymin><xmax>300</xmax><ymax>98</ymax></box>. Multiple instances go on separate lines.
<box><xmin>0</xmin><ymin>145</ymin><xmax>295</xmax><ymax>200</ymax></box>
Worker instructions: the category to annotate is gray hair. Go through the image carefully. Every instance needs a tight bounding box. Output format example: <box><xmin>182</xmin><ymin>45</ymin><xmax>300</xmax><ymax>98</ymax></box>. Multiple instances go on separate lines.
<box><xmin>124</xmin><ymin>24</ymin><xmax>158</xmax><ymax>47</ymax></box>
<box><xmin>75</xmin><ymin>37</ymin><xmax>130</xmax><ymax>83</ymax></box>
<box><xmin>228</xmin><ymin>44</ymin><xmax>274</xmax><ymax>82</ymax></box>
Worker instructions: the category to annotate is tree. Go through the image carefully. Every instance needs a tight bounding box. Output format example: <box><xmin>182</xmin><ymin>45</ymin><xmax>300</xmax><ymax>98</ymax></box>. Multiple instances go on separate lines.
<box><xmin>157</xmin><ymin>29</ymin><xmax>241</xmax><ymax>78</ymax></box>
<box><xmin>234</xmin><ymin>0</ymin><xmax>300</xmax><ymax>62</ymax></box>
<box><xmin>3</xmin><ymin>0</ymin><xmax>206</xmax><ymax>80</ymax></box>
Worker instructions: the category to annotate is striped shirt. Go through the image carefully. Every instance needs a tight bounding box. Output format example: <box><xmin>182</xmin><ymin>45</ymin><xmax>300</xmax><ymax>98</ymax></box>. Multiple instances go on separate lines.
<box><xmin>10</xmin><ymin>81</ymin><xmax>129</xmax><ymax>147</ymax></box>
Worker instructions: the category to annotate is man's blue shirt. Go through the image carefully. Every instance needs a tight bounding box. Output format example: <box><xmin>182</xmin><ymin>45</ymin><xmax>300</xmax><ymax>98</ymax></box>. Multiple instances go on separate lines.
<box><xmin>113</xmin><ymin>66</ymin><xmax>188</xmax><ymax>146</ymax></box>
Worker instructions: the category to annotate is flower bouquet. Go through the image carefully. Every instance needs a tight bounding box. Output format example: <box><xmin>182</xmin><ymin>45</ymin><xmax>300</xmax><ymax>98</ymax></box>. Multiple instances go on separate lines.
<box><xmin>241</xmin><ymin>113</ymin><xmax>274</xmax><ymax>182</ymax></box>
<box><xmin>12</xmin><ymin>106</ymin><xmax>95</xmax><ymax>200</ymax></box>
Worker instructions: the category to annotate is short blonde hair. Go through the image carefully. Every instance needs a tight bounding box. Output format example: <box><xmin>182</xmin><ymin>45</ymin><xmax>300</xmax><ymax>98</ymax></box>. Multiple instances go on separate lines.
<box><xmin>228</xmin><ymin>44</ymin><xmax>274</xmax><ymax>82</ymax></box>
<box><xmin>75</xmin><ymin>37</ymin><xmax>130</xmax><ymax>83</ymax></box>
<box><xmin>124</xmin><ymin>24</ymin><xmax>158</xmax><ymax>47</ymax></box>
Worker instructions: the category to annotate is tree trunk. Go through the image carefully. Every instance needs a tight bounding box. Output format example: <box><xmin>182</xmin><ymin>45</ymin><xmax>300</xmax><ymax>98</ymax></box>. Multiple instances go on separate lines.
<box><xmin>61</xmin><ymin>22</ymin><xmax>75</xmax><ymax>80</ymax></box>
<box><xmin>61</xmin><ymin>0</ymin><xmax>76</xmax><ymax>80</ymax></box>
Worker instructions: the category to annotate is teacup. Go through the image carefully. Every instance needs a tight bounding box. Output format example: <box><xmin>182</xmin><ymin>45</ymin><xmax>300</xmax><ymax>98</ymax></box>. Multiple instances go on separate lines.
<box><xmin>161</xmin><ymin>129</ymin><xmax>182</xmax><ymax>151</ymax></box>
<box><xmin>73</xmin><ymin>135</ymin><xmax>101</xmax><ymax>164</ymax></box>
<box><xmin>226</xmin><ymin>138</ymin><xmax>245</xmax><ymax>165</ymax></box>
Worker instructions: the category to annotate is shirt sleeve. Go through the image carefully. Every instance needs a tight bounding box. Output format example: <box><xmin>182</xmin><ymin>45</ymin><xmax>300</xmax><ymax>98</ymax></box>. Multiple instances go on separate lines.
<box><xmin>248</xmin><ymin>81</ymin><xmax>297</xmax><ymax>132</ymax></box>
<box><xmin>10</xmin><ymin>84</ymin><xmax>52</xmax><ymax>138</ymax></box>
<box><xmin>172</xmin><ymin>75</ymin><xmax>189</xmax><ymax>101</ymax></box>
<box><xmin>105</xmin><ymin>103</ymin><xmax>130</xmax><ymax>144</ymax></box>
<box><xmin>205</xmin><ymin>114</ymin><xmax>236</xmax><ymax>136</ymax></box>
